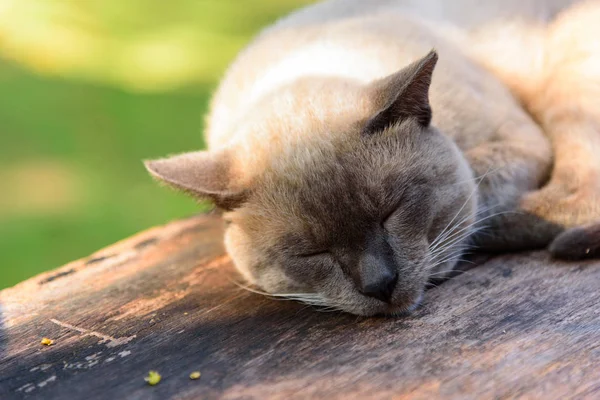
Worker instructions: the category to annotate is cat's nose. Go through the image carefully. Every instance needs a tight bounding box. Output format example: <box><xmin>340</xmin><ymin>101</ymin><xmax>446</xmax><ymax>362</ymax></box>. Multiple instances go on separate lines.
<box><xmin>358</xmin><ymin>268</ymin><xmax>398</xmax><ymax>303</ymax></box>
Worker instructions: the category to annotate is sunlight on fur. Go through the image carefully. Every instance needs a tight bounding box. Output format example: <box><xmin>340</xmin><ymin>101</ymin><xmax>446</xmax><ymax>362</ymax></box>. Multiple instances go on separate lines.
<box><xmin>146</xmin><ymin>0</ymin><xmax>600</xmax><ymax>316</ymax></box>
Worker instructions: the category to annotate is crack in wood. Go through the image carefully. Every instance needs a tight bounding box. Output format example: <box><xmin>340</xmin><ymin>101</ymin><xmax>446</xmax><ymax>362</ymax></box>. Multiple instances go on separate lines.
<box><xmin>49</xmin><ymin>319</ymin><xmax>136</xmax><ymax>348</ymax></box>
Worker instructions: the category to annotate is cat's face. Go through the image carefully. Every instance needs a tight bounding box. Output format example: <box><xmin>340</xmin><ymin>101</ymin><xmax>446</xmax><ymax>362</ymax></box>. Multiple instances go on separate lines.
<box><xmin>146</xmin><ymin>51</ymin><xmax>477</xmax><ymax>316</ymax></box>
<box><xmin>223</xmin><ymin>119</ymin><xmax>475</xmax><ymax>316</ymax></box>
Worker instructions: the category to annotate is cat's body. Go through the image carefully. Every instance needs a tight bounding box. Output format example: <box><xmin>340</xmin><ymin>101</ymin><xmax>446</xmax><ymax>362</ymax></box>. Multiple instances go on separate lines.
<box><xmin>146</xmin><ymin>0</ymin><xmax>600</xmax><ymax>315</ymax></box>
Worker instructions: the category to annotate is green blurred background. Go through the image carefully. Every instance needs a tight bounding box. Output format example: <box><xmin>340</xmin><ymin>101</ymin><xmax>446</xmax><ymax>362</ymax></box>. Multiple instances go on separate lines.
<box><xmin>0</xmin><ymin>0</ymin><xmax>314</xmax><ymax>289</ymax></box>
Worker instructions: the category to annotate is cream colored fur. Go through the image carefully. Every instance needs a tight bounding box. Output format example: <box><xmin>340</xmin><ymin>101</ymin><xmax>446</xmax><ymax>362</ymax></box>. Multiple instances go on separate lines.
<box><xmin>146</xmin><ymin>0</ymin><xmax>600</xmax><ymax>315</ymax></box>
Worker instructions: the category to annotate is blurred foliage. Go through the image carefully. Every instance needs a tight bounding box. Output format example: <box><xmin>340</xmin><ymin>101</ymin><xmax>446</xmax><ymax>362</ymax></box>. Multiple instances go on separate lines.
<box><xmin>0</xmin><ymin>0</ymin><xmax>314</xmax><ymax>289</ymax></box>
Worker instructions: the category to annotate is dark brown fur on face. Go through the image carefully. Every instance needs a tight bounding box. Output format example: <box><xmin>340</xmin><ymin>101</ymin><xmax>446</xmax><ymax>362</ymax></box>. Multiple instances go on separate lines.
<box><xmin>228</xmin><ymin>118</ymin><xmax>474</xmax><ymax>315</ymax></box>
<box><xmin>147</xmin><ymin>53</ymin><xmax>478</xmax><ymax>316</ymax></box>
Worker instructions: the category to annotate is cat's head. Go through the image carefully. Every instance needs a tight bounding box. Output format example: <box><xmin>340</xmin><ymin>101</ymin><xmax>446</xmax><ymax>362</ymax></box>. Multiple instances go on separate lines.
<box><xmin>145</xmin><ymin>51</ymin><xmax>477</xmax><ymax>316</ymax></box>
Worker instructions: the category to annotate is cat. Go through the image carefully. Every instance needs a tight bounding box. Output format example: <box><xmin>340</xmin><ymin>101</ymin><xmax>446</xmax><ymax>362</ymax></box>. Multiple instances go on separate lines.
<box><xmin>145</xmin><ymin>0</ymin><xmax>600</xmax><ymax>316</ymax></box>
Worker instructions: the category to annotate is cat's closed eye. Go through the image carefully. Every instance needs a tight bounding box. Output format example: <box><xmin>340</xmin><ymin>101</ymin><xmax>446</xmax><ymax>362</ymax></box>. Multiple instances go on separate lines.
<box><xmin>298</xmin><ymin>250</ymin><xmax>330</xmax><ymax>258</ymax></box>
<box><xmin>383</xmin><ymin>184</ymin><xmax>432</xmax><ymax>229</ymax></box>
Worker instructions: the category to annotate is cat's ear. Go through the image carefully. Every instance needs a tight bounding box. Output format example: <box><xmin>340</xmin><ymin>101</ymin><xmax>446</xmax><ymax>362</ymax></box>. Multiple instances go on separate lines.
<box><xmin>144</xmin><ymin>150</ymin><xmax>246</xmax><ymax>211</ymax></box>
<box><xmin>363</xmin><ymin>50</ymin><xmax>438</xmax><ymax>135</ymax></box>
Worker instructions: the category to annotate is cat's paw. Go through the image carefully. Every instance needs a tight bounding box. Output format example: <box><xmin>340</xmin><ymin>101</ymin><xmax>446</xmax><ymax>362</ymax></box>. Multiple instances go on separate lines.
<box><xmin>520</xmin><ymin>177</ymin><xmax>600</xmax><ymax>259</ymax></box>
<box><xmin>549</xmin><ymin>223</ymin><xmax>600</xmax><ymax>260</ymax></box>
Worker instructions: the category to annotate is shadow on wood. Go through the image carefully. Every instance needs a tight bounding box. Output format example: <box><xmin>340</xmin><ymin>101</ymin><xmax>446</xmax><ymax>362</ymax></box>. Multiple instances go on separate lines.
<box><xmin>0</xmin><ymin>213</ymin><xmax>599</xmax><ymax>399</ymax></box>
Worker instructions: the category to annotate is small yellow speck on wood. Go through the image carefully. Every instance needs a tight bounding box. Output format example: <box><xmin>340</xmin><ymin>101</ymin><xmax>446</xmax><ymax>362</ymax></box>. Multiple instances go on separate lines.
<box><xmin>145</xmin><ymin>371</ymin><xmax>161</xmax><ymax>386</ymax></box>
<box><xmin>189</xmin><ymin>371</ymin><xmax>201</xmax><ymax>380</ymax></box>
<box><xmin>40</xmin><ymin>338</ymin><xmax>54</xmax><ymax>346</ymax></box>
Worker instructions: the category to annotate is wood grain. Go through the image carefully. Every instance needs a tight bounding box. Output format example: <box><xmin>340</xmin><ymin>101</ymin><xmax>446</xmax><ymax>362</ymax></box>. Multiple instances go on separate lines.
<box><xmin>1</xmin><ymin>213</ymin><xmax>599</xmax><ymax>400</ymax></box>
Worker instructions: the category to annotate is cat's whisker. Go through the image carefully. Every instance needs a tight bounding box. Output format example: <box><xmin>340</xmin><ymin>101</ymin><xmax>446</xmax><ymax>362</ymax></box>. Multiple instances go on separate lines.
<box><xmin>429</xmin><ymin>208</ymin><xmax>486</xmax><ymax>257</ymax></box>
<box><xmin>430</xmin><ymin>226</ymin><xmax>478</xmax><ymax>257</ymax></box>
<box><xmin>430</xmin><ymin>241</ymin><xmax>478</xmax><ymax>268</ymax></box>
<box><xmin>429</xmin><ymin>203</ymin><xmax>499</xmax><ymax>255</ymax></box>
<box><xmin>442</xmin><ymin>208</ymin><xmax>522</xmax><ymax>250</ymax></box>
<box><xmin>314</xmin><ymin>306</ymin><xmax>344</xmax><ymax>313</ymax></box>
<box><xmin>430</xmin><ymin>208</ymin><xmax>517</xmax><ymax>260</ymax></box>
<box><xmin>288</xmin><ymin>299</ymin><xmax>329</xmax><ymax>307</ymax></box>
<box><xmin>230</xmin><ymin>280</ymin><xmax>275</xmax><ymax>297</ymax></box>
<box><xmin>425</xmin><ymin>281</ymin><xmax>441</xmax><ymax>288</ymax></box>
<box><xmin>429</xmin><ymin>212</ymin><xmax>473</xmax><ymax>252</ymax></box>
<box><xmin>451</xmin><ymin>166</ymin><xmax>504</xmax><ymax>188</ymax></box>
<box><xmin>429</xmin><ymin>233</ymin><xmax>478</xmax><ymax>263</ymax></box>
<box><xmin>428</xmin><ymin>266</ymin><xmax>471</xmax><ymax>278</ymax></box>
<box><xmin>428</xmin><ymin>231</ymin><xmax>480</xmax><ymax>267</ymax></box>
<box><xmin>429</xmin><ymin>174</ymin><xmax>506</xmax><ymax>255</ymax></box>
<box><xmin>236</xmin><ymin>284</ymin><xmax>354</xmax><ymax>311</ymax></box>
<box><xmin>432</xmin><ymin>241</ymin><xmax>477</xmax><ymax>261</ymax></box>
<box><xmin>296</xmin><ymin>304</ymin><xmax>314</xmax><ymax>315</ymax></box>
<box><xmin>428</xmin><ymin>260</ymin><xmax>474</xmax><ymax>276</ymax></box>
<box><xmin>429</xmin><ymin>247</ymin><xmax>471</xmax><ymax>267</ymax></box>
<box><xmin>429</xmin><ymin>169</ymin><xmax>493</xmax><ymax>251</ymax></box>
<box><xmin>429</xmin><ymin>228</ymin><xmax>481</xmax><ymax>263</ymax></box>
<box><xmin>230</xmin><ymin>279</ymin><xmax>329</xmax><ymax>305</ymax></box>
<box><xmin>428</xmin><ymin>261</ymin><xmax>471</xmax><ymax>278</ymax></box>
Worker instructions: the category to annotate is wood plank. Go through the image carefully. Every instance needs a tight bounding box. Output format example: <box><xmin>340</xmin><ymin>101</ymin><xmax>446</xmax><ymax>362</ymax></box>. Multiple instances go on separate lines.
<box><xmin>1</xmin><ymin>213</ymin><xmax>599</xmax><ymax>400</ymax></box>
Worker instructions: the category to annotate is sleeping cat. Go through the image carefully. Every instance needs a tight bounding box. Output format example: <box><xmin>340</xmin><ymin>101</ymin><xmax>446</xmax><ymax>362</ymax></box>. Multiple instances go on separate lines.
<box><xmin>145</xmin><ymin>0</ymin><xmax>600</xmax><ymax>316</ymax></box>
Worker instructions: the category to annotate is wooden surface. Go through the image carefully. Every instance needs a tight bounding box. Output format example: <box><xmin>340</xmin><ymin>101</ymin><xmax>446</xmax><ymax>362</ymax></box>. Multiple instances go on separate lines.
<box><xmin>1</xmin><ymin>213</ymin><xmax>599</xmax><ymax>400</ymax></box>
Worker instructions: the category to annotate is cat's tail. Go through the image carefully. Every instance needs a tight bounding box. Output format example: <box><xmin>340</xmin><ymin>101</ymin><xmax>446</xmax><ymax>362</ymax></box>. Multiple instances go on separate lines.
<box><xmin>549</xmin><ymin>222</ymin><xmax>600</xmax><ymax>260</ymax></box>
